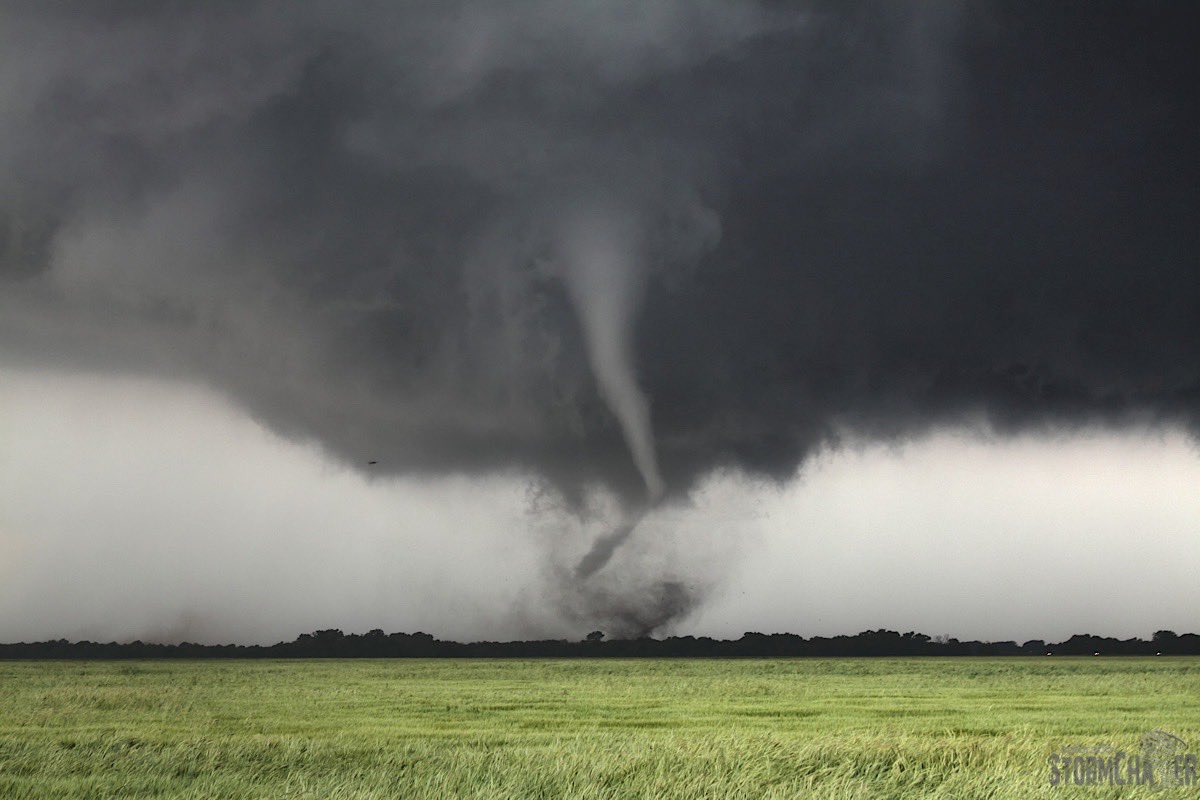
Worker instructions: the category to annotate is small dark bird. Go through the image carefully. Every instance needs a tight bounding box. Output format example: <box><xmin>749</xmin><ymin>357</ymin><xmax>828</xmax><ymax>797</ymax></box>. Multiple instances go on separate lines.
<box><xmin>367</xmin><ymin>460</ymin><xmax>377</xmax><ymax>465</ymax></box>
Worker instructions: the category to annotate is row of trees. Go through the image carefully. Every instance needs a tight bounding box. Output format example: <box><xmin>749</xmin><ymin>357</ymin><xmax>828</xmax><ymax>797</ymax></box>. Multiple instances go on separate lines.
<box><xmin>1</xmin><ymin>629</ymin><xmax>1197</xmax><ymax>659</ymax></box>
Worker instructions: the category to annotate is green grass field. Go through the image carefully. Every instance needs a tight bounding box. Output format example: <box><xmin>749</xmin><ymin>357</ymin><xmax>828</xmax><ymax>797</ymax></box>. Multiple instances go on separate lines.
<box><xmin>1</xmin><ymin>658</ymin><xmax>1197</xmax><ymax>799</ymax></box>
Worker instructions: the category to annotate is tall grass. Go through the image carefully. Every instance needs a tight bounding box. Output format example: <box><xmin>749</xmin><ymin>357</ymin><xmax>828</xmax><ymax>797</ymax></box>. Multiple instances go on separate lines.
<box><xmin>1</xmin><ymin>658</ymin><xmax>1197</xmax><ymax>798</ymax></box>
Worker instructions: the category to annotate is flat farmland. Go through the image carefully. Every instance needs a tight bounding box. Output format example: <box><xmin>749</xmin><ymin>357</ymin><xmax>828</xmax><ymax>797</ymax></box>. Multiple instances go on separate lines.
<box><xmin>1</xmin><ymin>658</ymin><xmax>1197</xmax><ymax>799</ymax></box>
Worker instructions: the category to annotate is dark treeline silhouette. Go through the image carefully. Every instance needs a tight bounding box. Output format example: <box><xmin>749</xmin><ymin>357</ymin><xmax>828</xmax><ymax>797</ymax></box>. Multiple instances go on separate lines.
<box><xmin>1</xmin><ymin>629</ymin><xmax>1198</xmax><ymax>659</ymax></box>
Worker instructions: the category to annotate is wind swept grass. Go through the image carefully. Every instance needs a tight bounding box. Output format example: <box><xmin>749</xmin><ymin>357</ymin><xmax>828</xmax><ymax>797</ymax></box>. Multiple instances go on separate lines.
<box><xmin>1</xmin><ymin>658</ymin><xmax>1197</xmax><ymax>798</ymax></box>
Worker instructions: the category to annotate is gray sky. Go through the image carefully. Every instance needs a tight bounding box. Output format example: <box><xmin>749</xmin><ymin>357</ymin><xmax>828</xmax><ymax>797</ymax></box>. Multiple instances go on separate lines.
<box><xmin>1</xmin><ymin>3</ymin><xmax>1197</xmax><ymax>641</ymax></box>
<box><xmin>2</xmin><ymin>365</ymin><xmax>1196</xmax><ymax>643</ymax></box>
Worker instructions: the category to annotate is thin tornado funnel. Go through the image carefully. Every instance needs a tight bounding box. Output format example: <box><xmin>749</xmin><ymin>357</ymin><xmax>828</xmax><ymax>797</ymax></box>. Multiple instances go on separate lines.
<box><xmin>573</xmin><ymin>510</ymin><xmax>648</xmax><ymax>580</ymax></box>
<box><xmin>558</xmin><ymin>204</ymin><xmax>664</xmax><ymax>580</ymax></box>
<box><xmin>559</xmin><ymin>205</ymin><xmax>665</xmax><ymax>503</ymax></box>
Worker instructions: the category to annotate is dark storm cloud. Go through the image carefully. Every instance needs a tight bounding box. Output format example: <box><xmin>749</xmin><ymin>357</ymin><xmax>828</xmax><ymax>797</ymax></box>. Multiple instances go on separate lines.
<box><xmin>0</xmin><ymin>1</ymin><xmax>1196</xmax><ymax>507</ymax></box>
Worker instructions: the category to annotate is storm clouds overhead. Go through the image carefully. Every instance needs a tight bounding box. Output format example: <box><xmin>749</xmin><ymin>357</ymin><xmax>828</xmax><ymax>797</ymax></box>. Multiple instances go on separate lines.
<box><xmin>0</xmin><ymin>2</ymin><xmax>1197</xmax><ymax>639</ymax></box>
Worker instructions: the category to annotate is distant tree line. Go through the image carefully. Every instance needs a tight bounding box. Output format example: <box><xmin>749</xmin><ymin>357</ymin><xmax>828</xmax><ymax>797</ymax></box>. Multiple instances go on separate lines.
<box><xmin>1</xmin><ymin>629</ymin><xmax>1197</xmax><ymax>659</ymax></box>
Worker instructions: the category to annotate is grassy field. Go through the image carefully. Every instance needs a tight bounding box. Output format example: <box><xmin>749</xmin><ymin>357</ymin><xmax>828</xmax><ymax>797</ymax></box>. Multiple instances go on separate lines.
<box><xmin>0</xmin><ymin>658</ymin><xmax>1197</xmax><ymax>799</ymax></box>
